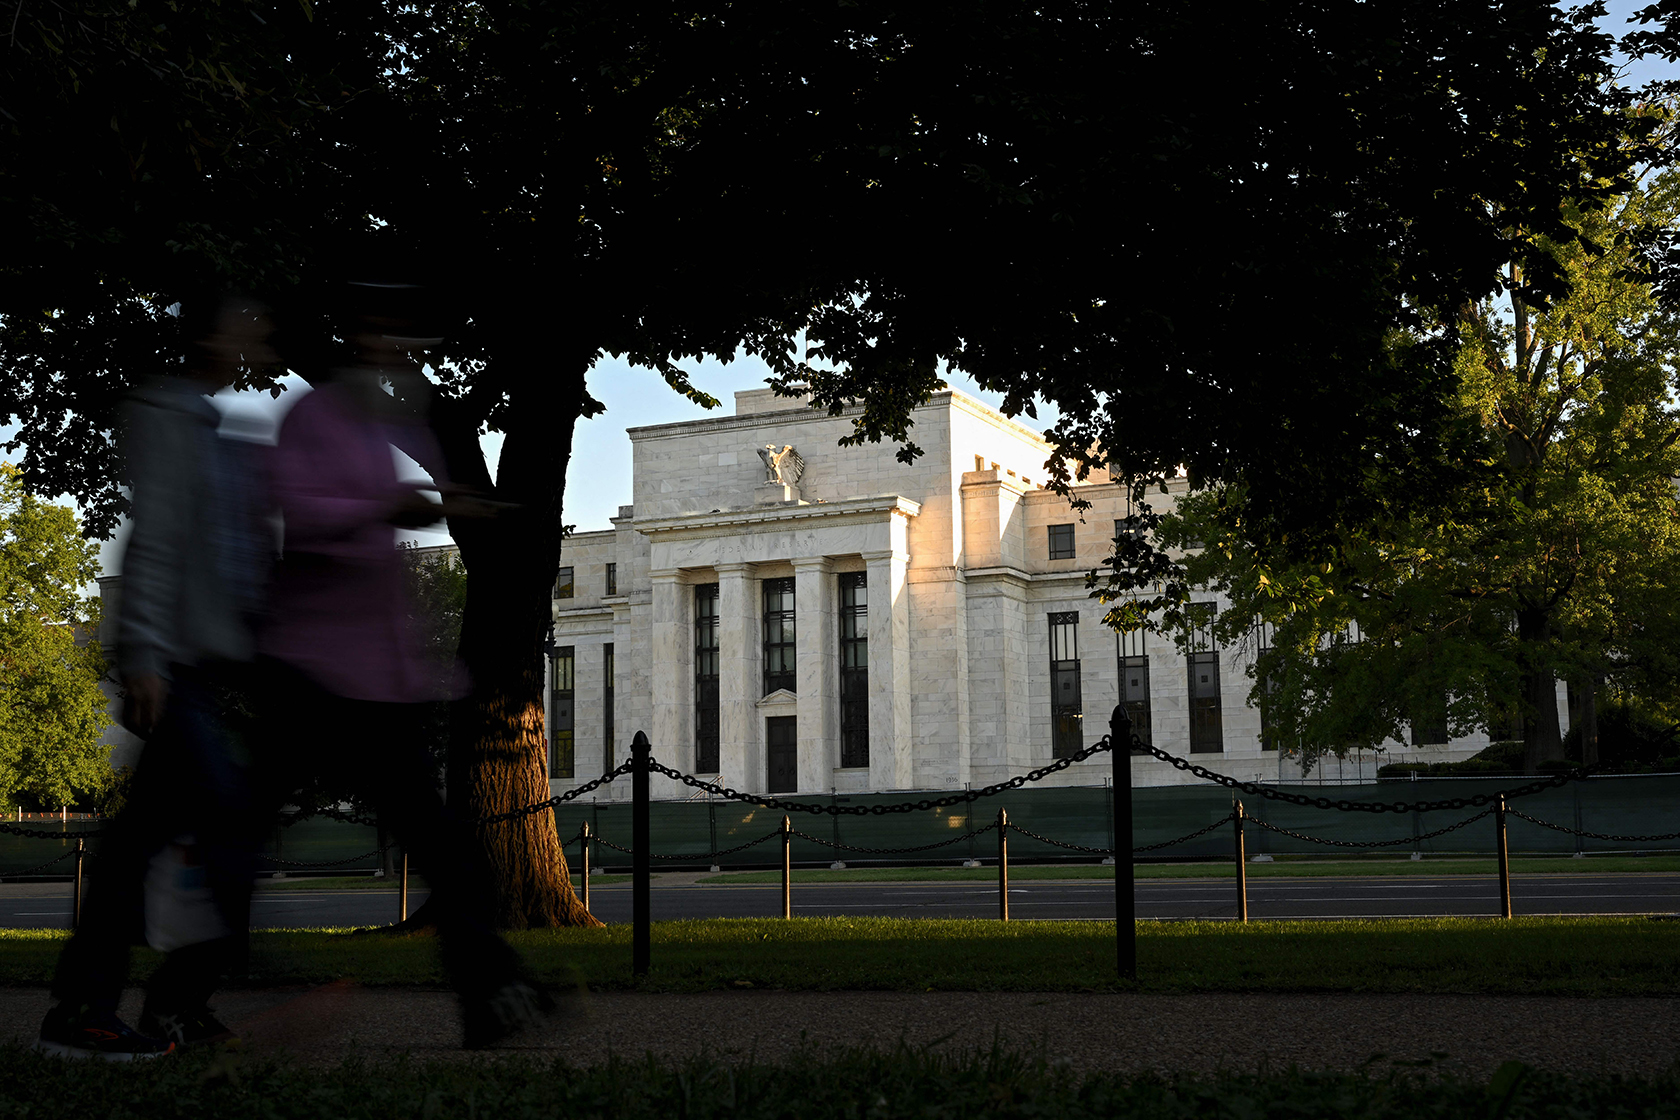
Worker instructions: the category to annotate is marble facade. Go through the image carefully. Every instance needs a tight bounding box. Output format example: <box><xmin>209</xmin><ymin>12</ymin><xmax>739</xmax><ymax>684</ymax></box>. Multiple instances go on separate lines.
<box><xmin>549</xmin><ymin>388</ymin><xmax>1513</xmax><ymax>799</ymax></box>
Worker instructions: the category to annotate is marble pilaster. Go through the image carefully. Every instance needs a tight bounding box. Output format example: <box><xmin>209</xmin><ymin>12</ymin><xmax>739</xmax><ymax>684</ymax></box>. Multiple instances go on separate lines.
<box><xmin>715</xmin><ymin>562</ymin><xmax>758</xmax><ymax>793</ymax></box>
<box><xmin>864</xmin><ymin>546</ymin><xmax>913</xmax><ymax>790</ymax></box>
<box><xmin>648</xmin><ymin>569</ymin><xmax>692</xmax><ymax>782</ymax></box>
<box><xmin>792</xmin><ymin>557</ymin><xmax>837</xmax><ymax>793</ymax></box>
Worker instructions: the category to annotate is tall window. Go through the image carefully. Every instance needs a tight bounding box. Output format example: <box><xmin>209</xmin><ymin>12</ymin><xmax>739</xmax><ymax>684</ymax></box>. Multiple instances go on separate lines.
<box><xmin>550</xmin><ymin>646</ymin><xmax>575</xmax><ymax>777</ymax></box>
<box><xmin>1185</xmin><ymin>603</ymin><xmax>1223</xmax><ymax>754</ymax></box>
<box><xmin>603</xmin><ymin>642</ymin><xmax>615</xmax><ymax>772</ymax></box>
<box><xmin>1047</xmin><ymin>524</ymin><xmax>1075</xmax><ymax>560</ymax></box>
<box><xmin>1049</xmin><ymin>612</ymin><xmax>1083</xmax><ymax>757</ymax></box>
<box><xmin>763</xmin><ymin>577</ymin><xmax>796</xmax><ymax>695</ymax></box>
<box><xmin>1118</xmin><ymin>628</ymin><xmax>1150</xmax><ymax>743</ymax></box>
<box><xmin>605</xmin><ymin>563</ymin><xmax>618</xmax><ymax>596</ymax></box>
<box><xmin>1256</xmin><ymin>620</ymin><xmax>1279</xmax><ymax>752</ymax></box>
<box><xmin>839</xmin><ymin>572</ymin><xmax>868</xmax><ymax>767</ymax></box>
<box><xmin>555</xmin><ymin>567</ymin><xmax>574</xmax><ymax>599</ymax></box>
<box><xmin>694</xmin><ymin>584</ymin><xmax>720</xmax><ymax>772</ymax></box>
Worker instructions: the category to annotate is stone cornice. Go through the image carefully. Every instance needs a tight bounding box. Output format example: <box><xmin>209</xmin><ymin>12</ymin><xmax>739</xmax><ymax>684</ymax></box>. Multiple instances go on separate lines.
<box><xmin>625</xmin><ymin>387</ymin><xmax>1048</xmax><ymax>448</ymax></box>
<box><xmin>634</xmin><ymin>494</ymin><xmax>921</xmax><ymax>539</ymax></box>
<box><xmin>963</xmin><ymin>566</ymin><xmax>1096</xmax><ymax>585</ymax></box>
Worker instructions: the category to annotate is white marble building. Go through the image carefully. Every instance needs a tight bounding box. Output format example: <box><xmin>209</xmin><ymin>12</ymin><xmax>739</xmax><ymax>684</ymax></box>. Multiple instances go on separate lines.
<box><xmin>546</xmin><ymin>388</ymin><xmax>1511</xmax><ymax>801</ymax></box>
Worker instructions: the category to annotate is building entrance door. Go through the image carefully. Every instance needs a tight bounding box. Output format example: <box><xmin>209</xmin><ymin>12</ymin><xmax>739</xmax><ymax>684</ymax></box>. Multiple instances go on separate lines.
<box><xmin>766</xmin><ymin>717</ymin><xmax>797</xmax><ymax>793</ymax></box>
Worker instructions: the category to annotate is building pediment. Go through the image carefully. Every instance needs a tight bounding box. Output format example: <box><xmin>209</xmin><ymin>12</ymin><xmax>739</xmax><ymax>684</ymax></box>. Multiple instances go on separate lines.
<box><xmin>634</xmin><ymin>494</ymin><xmax>920</xmax><ymax>541</ymax></box>
<box><xmin>756</xmin><ymin>688</ymin><xmax>798</xmax><ymax>711</ymax></box>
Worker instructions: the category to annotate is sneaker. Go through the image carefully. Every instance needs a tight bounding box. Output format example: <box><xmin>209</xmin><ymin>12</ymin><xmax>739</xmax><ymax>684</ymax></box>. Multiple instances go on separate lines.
<box><xmin>461</xmin><ymin>981</ymin><xmax>553</xmax><ymax>1050</ymax></box>
<box><xmin>139</xmin><ymin>1005</ymin><xmax>236</xmax><ymax>1048</ymax></box>
<box><xmin>36</xmin><ymin>1002</ymin><xmax>175</xmax><ymax>1061</ymax></box>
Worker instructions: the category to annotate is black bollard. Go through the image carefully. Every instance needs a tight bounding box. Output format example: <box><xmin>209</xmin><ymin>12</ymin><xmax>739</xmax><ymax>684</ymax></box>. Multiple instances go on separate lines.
<box><xmin>1111</xmin><ymin>705</ymin><xmax>1135</xmax><ymax>979</ymax></box>
<box><xmin>580</xmin><ymin>821</ymin><xmax>592</xmax><ymax>914</ymax></box>
<box><xmin>1233</xmin><ymin>802</ymin><xmax>1247</xmax><ymax>923</ymax></box>
<box><xmin>998</xmin><ymin>807</ymin><xmax>1010</xmax><ymax>922</ymax></box>
<box><xmin>1496</xmin><ymin>794</ymin><xmax>1512</xmax><ymax>919</ymax></box>
<box><xmin>633</xmin><ymin>730</ymin><xmax>651</xmax><ymax>975</ymax></box>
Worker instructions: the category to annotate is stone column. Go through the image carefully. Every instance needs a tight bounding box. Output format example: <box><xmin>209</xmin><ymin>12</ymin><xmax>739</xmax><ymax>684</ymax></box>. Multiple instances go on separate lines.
<box><xmin>648</xmin><ymin>569</ymin><xmax>691</xmax><ymax>795</ymax></box>
<box><xmin>715</xmin><ymin>562</ymin><xmax>758</xmax><ymax>794</ymax></box>
<box><xmin>864</xmin><ymin>546</ymin><xmax>913</xmax><ymax>790</ymax></box>
<box><xmin>793</xmin><ymin>557</ymin><xmax>837</xmax><ymax>794</ymax></box>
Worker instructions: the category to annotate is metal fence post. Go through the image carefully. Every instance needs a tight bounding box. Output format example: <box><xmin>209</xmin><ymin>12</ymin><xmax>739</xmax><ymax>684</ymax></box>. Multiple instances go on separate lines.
<box><xmin>1496</xmin><ymin>794</ymin><xmax>1512</xmax><ymax>919</ymax></box>
<box><xmin>72</xmin><ymin>838</ymin><xmax>84</xmax><ymax>930</ymax></box>
<box><xmin>632</xmin><ymin>730</ymin><xmax>651</xmax><ymax>975</ymax></box>
<box><xmin>1234</xmin><ymin>803</ymin><xmax>1247</xmax><ymax>923</ymax></box>
<box><xmin>399</xmin><ymin>851</ymin><xmax>409</xmax><ymax>922</ymax></box>
<box><xmin>580</xmin><ymin>821</ymin><xmax>592</xmax><ymax>913</ymax></box>
<box><xmin>780</xmin><ymin>815</ymin><xmax>792</xmax><ymax>919</ymax></box>
<box><xmin>997</xmin><ymin>807</ymin><xmax>1010</xmax><ymax>922</ymax></box>
<box><xmin>1111</xmin><ymin>705</ymin><xmax>1135</xmax><ymax>979</ymax></box>
<box><xmin>1573</xmin><ymin>783</ymin><xmax>1584</xmax><ymax>857</ymax></box>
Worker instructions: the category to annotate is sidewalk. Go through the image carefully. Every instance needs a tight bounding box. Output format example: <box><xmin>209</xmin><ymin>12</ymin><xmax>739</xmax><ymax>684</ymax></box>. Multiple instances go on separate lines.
<box><xmin>4</xmin><ymin>985</ymin><xmax>1677</xmax><ymax>1076</ymax></box>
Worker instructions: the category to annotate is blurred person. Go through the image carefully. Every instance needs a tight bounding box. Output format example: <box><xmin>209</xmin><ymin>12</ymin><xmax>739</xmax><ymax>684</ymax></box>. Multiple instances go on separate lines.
<box><xmin>256</xmin><ymin>282</ymin><xmax>544</xmax><ymax>1049</ymax></box>
<box><xmin>38</xmin><ymin>295</ymin><xmax>276</xmax><ymax>1060</ymax></box>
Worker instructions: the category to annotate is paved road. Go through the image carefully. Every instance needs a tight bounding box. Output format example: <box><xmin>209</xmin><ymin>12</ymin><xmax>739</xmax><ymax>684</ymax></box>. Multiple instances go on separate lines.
<box><xmin>4</xmin><ymin>874</ymin><xmax>1679</xmax><ymax>929</ymax></box>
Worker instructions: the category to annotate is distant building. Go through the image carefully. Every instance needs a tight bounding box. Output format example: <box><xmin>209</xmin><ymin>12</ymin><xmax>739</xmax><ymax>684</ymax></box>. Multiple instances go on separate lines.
<box><xmin>547</xmin><ymin>389</ymin><xmax>1512</xmax><ymax>801</ymax></box>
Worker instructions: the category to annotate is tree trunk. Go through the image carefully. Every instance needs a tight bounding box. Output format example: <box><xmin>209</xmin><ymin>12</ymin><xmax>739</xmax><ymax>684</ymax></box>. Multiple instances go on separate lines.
<box><xmin>1516</xmin><ymin>607</ymin><xmax>1564</xmax><ymax>772</ymax></box>
<box><xmin>435</xmin><ymin>355</ymin><xmax>601</xmax><ymax>929</ymax></box>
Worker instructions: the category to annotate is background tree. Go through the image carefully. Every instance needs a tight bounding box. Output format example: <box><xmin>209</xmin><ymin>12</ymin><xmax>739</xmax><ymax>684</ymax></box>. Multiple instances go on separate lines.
<box><xmin>400</xmin><ymin>543</ymin><xmax>470</xmax><ymax>783</ymax></box>
<box><xmin>1151</xmin><ymin>143</ymin><xmax>1680</xmax><ymax>774</ymax></box>
<box><xmin>0</xmin><ymin>466</ymin><xmax>112</xmax><ymax>810</ymax></box>
<box><xmin>2</xmin><ymin>0</ymin><xmax>1671</xmax><ymax>921</ymax></box>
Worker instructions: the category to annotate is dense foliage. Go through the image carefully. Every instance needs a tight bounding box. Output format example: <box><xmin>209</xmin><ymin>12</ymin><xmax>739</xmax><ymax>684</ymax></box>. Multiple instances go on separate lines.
<box><xmin>0</xmin><ymin>466</ymin><xmax>112</xmax><ymax>809</ymax></box>
<box><xmin>1147</xmin><ymin>146</ymin><xmax>1680</xmax><ymax>772</ymax></box>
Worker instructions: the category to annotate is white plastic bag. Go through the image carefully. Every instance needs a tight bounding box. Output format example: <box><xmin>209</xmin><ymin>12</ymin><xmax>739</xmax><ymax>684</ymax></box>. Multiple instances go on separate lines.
<box><xmin>144</xmin><ymin>836</ymin><xmax>230</xmax><ymax>952</ymax></box>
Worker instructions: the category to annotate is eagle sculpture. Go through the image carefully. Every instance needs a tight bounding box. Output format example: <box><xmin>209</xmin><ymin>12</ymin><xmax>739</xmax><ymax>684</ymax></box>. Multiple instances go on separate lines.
<box><xmin>757</xmin><ymin>444</ymin><xmax>806</xmax><ymax>487</ymax></box>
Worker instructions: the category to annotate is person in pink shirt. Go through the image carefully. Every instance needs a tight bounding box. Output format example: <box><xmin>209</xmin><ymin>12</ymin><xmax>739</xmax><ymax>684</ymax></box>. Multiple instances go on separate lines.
<box><xmin>257</xmin><ymin>285</ymin><xmax>544</xmax><ymax>1048</ymax></box>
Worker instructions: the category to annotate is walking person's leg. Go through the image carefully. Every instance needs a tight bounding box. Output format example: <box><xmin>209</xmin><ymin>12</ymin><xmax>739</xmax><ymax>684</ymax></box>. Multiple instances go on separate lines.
<box><xmin>135</xmin><ymin>665</ymin><xmax>261</xmax><ymax>1047</ymax></box>
<box><xmin>330</xmin><ymin>696</ymin><xmax>539</xmax><ymax>1045</ymax></box>
<box><xmin>40</xmin><ymin>703</ymin><xmax>192</xmax><ymax>1059</ymax></box>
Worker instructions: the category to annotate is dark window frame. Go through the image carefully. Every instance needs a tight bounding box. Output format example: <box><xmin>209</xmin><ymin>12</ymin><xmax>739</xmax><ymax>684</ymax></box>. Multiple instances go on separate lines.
<box><xmin>605</xmin><ymin>563</ymin><xmax>618</xmax><ymax>597</ymax></box>
<box><xmin>839</xmin><ymin>572</ymin><xmax>868</xmax><ymax>768</ymax></box>
<box><xmin>1118</xmin><ymin>627</ymin><xmax>1151</xmax><ymax>745</ymax></box>
<box><xmin>1256</xmin><ymin>620</ymin><xmax>1279</xmax><ymax>752</ymax></box>
<box><xmin>550</xmin><ymin>645</ymin><xmax>575</xmax><ymax>777</ymax></box>
<box><xmin>603</xmin><ymin>641</ymin><xmax>615</xmax><ymax>773</ymax></box>
<box><xmin>1047</xmin><ymin>523</ymin><xmax>1076</xmax><ymax>560</ymax></box>
<box><xmin>1185</xmin><ymin>603</ymin><xmax>1223</xmax><ymax>754</ymax></box>
<box><xmin>555</xmin><ymin>567</ymin><xmax>574</xmax><ymax>599</ymax></box>
<box><xmin>1049</xmin><ymin>611</ymin><xmax>1083</xmax><ymax>758</ymax></box>
<box><xmin>763</xmin><ymin>577</ymin><xmax>796</xmax><ymax>696</ymax></box>
<box><xmin>694</xmin><ymin>584</ymin><xmax>720</xmax><ymax>772</ymax></box>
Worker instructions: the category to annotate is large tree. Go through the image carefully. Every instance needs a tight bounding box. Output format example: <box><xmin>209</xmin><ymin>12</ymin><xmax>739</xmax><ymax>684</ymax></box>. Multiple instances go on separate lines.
<box><xmin>1150</xmin><ymin>140</ymin><xmax>1680</xmax><ymax>773</ymax></box>
<box><xmin>2</xmin><ymin>0</ymin><xmax>1671</xmax><ymax>922</ymax></box>
<box><xmin>0</xmin><ymin>466</ymin><xmax>112</xmax><ymax>810</ymax></box>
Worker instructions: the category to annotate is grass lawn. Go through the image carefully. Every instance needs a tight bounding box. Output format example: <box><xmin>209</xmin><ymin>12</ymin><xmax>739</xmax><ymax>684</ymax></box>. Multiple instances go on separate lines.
<box><xmin>3</xmin><ymin>916</ymin><xmax>1679</xmax><ymax>995</ymax></box>
<box><xmin>698</xmin><ymin>855</ymin><xmax>1680</xmax><ymax>883</ymax></box>
<box><xmin>1</xmin><ymin>1043</ymin><xmax>1666</xmax><ymax>1119</ymax></box>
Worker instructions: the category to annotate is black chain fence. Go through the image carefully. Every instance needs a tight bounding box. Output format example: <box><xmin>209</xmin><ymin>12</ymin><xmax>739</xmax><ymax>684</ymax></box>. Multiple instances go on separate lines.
<box><xmin>0</xmin><ymin>731</ymin><xmax>1665</xmax><ymax>878</ymax></box>
<box><xmin>1505</xmin><ymin>808</ymin><xmax>1680</xmax><ymax>845</ymax></box>
<box><xmin>789</xmin><ymin>823</ymin><xmax>999</xmax><ymax>856</ymax></box>
<box><xmin>1242</xmin><ymin>808</ymin><xmax>1496</xmax><ymax>849</ymax></box>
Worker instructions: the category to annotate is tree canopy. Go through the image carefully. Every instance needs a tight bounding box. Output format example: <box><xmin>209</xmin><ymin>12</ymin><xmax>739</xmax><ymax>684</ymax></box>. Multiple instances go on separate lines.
<box><xmin>0</xmin><ymin>466</ymin><xmax>112</xmax><ymax>810</ymax></box>
<box><xmin>1150</xmin><ymin>141</ymin><xmax>1680</xmax><ymax>773</ymax></box>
